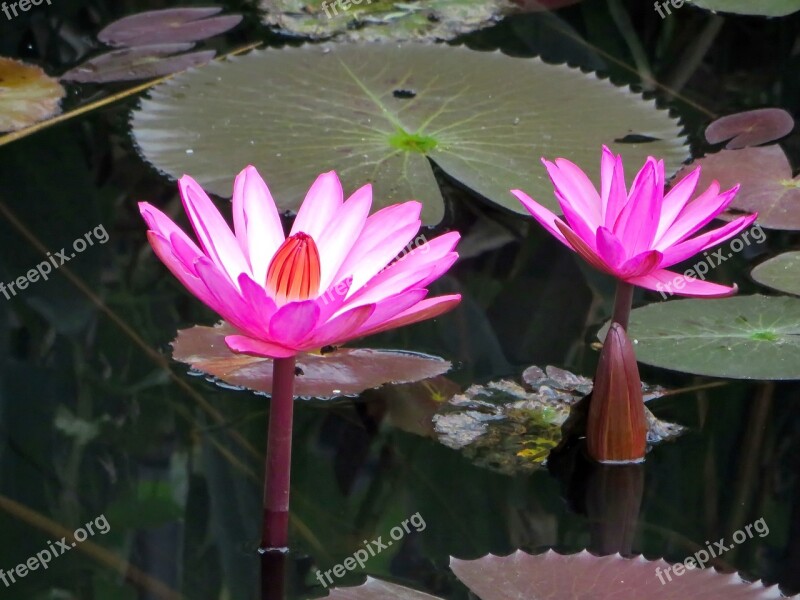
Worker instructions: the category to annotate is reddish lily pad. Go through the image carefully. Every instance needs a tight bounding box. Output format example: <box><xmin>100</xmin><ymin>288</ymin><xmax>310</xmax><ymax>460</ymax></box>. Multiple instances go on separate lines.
<box><xmin>61</xmin><ymin>44</ymin><xmax>215</xmax><ymax>83</ymax></box>
<box><xmin>98</xmin><ymin>8</ymin><xmax>242</xmax><ymax>47</ymax></box>
<box><xmin>679</xmin><ymin>145</ymin><xmax>800</xmax><ymax>230</ymax></box>
<box><xmin>326</xmin><ymin>577</ymin><xmax>442</xmax><ymax>599</ymax></box>
<box><xmin>705</xmin><ymin>109</ymin><xmax>794</xmax><ymax>149</ymax></box>
<box><xmin>171</xmin><ymin>322</ymin><xmax>452</xmax><ymax>398</ymax></box>
<box><xmin>450</xmin><ymin>550</ymin><xmax>787</xmax><ymax>599</ymax></box>
<box><xmin>0</xmin><ymin>57</ymin><xmax>64</xmax><ymax>132</ymax></box>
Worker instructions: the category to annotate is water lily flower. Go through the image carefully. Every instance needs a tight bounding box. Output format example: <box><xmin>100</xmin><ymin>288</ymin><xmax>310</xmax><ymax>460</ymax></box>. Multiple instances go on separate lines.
<box><xmin>587</xmin><ymin>323</ymin><xmax>647</xmax><ymax>463</ymax></box>
<box><xmin>139</xmin><ymin>166</ymin><xmax>461</xmax><ymax>359</ymax></box>
<box><xmin>511</xmin><ymin>145</ymin><xmax>757</xmax><ymax>298</ymax></box>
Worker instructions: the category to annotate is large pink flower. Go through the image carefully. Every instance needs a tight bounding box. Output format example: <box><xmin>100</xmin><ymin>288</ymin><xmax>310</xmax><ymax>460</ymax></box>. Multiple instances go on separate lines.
<box><xmin>511</xmin><ymin>146</ymin><xmax>758</xmax><ymax>297</ymax></box>
<box><xmin>139</xmin><ymin>166</ymin><xmax>461</xmax><ymax>358</ymax></box>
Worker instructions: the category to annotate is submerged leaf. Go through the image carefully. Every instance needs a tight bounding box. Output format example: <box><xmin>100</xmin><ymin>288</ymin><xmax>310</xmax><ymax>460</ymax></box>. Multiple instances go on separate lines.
<box><xmin>705</xmin><ymin>108</ymin><xmax>794</xmax><ymax>149</ymax></box>
<box><xmin>260</xmin><ymin>0</ymin><xmax>508</xmax><ymax>42</ymax></box>
<box><xmin>171</xmin><ymin>322</ymin><xmax>451</xmax><ymax>398</ymax></box>
<box><xmin>604</xmin><ymin>295</ymin><xmax>800</xmax><ymax>380</ymax></box>
<box><xmin>751</xmin><ymin>252</ymin><xmax>800</xmax><ymax>296</ymax></box>
<box><xmin>61</xmin><ymin>44</ymin><xmax>216</xmax><ymax>83</ymax></box>
<box><xmin>132</xmin><ymin>43</ymin><xmax>688</xmax><ymax>224</ymax></box>
<box><xmin>678</xmin><ymin>145</ymin><xmax>800</xmax><ymax>230</ymax></box>
<box><xmin>450</xmin><ymin>550</ymin><xmax>786</xmax><ymax>599</ymax></box>
<box><xmin>98</xmin><ymin>8</ymin><xmax>242</xmax><ymax>47</ymax></box>
<box><xmin>431</xmin><ymin>366</ymin><xmax>679</xmax><ymax>475</ymax></box>
<box><xmin>0</xmin><ymin>57</ymin><xmax>64</xmax><ymax>132</ymax></box>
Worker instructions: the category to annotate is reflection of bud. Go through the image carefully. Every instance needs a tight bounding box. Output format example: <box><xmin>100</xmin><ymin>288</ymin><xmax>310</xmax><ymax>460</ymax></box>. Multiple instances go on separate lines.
<box><xmin>587</xmin><ymin>322</ymin><xmax>646</xmax><ymax>463</ymax></box>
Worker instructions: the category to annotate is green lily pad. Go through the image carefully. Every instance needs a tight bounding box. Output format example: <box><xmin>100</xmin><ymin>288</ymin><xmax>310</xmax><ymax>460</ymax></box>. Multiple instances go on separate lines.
<box><xmin>601</xmin><ymin>295</ymin><xmax>800</xmax><ymax>380</ymax></box>
<box><xmin>260</xmin><ymin>0</ymin><xmax>509</xmax><ymax>42</ymax></box>
<box><xmin>132</xmin><ymin>43</ymin><xmax>688</xmax><ymax>224</ymax></box>
<box><xmin>751</xmin><ymin>252</ymin><xmax>800</xmax><ymax>296</ymax></box>
<box><xmin>687</xmin><ymin>0</ymin><xmax>800</xmax><ymax>17</ymax></box>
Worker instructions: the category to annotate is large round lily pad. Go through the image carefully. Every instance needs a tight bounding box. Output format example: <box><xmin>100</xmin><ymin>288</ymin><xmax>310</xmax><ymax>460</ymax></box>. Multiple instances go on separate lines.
<box><xmin>601</xmin><ymin>295</ymin><xmax>800</xmax><ymax>380</ymax></box>
<box><xmin>132</xmin><ymin>43</ymin><xmax>688</xmax><ymax>224</ymax></box>
<box><xmin>687</xmin><ymin>0</ymin><xmax>800</xmax><ymax>17</ymax></box>
<box><xmin>751</xmin><ymin>252</ymin><xmax>800</xmax><ymax>296</ymax></box>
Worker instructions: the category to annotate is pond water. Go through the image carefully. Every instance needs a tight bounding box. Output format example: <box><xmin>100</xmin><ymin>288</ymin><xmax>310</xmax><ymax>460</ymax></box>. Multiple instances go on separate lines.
<box><xmin>0</xmin><ymin>1</ymin><xmax>799</xmax><ymax>599</ymax></box>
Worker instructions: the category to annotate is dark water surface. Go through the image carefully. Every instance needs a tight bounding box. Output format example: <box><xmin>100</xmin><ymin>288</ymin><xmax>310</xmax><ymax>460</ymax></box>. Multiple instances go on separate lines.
<box><xmin>0</xmin><ymin>1</ymin><xmax>799</xmax><ymax>598</ymax></box>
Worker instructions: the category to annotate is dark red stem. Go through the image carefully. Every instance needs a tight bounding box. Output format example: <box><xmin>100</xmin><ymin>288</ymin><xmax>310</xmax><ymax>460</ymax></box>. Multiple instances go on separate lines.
<box><xmin>261</xmin><ymin>356</ymin><xmax>296</xmax><ymax>551</ymax></box>
<box><xmin>612</xmin><ymin>281</ymin><xmax>634</xmax><ymax>331</ymax></box>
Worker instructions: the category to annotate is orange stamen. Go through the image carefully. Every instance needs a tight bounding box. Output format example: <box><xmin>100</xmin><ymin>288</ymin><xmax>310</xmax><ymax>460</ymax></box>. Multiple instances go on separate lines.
<box><xmin>265</xmin><ymin>233</ymin><xmax>321</xmax><ymax>304</ymax></box>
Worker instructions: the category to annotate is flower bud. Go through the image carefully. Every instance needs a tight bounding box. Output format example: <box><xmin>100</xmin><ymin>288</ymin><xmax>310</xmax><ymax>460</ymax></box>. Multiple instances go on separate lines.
<box><xmin>587</xmin><ymin>322</ymin><xmax>647</xmax><ymax>463</ymax></box>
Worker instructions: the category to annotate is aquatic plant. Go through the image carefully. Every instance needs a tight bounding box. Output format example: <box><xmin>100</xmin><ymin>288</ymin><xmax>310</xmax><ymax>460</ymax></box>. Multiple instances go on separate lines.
<box><xmin>512</xmin><ymin>146</ymin><xmax>757</xmax><ymax>462</ymax></box>
<box><xmin>139</xmin><ymin>166</ymin><xmax>460</xmax><ymax>548</ymax></box>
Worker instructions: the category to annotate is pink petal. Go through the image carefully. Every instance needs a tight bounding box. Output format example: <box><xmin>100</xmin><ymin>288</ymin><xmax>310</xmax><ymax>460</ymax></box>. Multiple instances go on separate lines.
<box><xmin>616</xmin><ymin>250</ymin><xmax>662</xmax><ymax>279</ymax></box>
<box><xmin>595</xmin><ymin>226</ymin><xmax>628</xmax><ymax>269</ymax></box>
<box><xmin>139</xmin><ymin>202</ymin><xmax>202</xmax><ymax>253</ymax></box>
<box><xmin>655</xmin><ymin>183</ymin><xmax>735</xmax><ymax>250</ymax></box>
<box><xmin>169</xmin><ymin>231</ymin><xmax>205</xmax><ymax>277</ymax></box>
<box><xmin>555</xmin><ymin>222</ymin><xmax>612</xmax><ymax>275</ymax></box>
<box><xmin>237</xmin><ymin>272</ymin><xmax>278</xmax><ymax>322</ymax></box>
<box><xmin>543</xmin><ymin>158</ymin><xmax>602</xmax><ymax>228</ymax></box>
<box><xmin>290</xmin><ymin>171</ymin><xmax>342</xmax><ymax>240</ymax></box>
<box><xmin>511</xmin><ymin>190</ymin><xmax>570</xmax><ymax>247</ymax></box>
<box><xmin>232</xmin><ymin>166</ymin><xmax>286</xmax><ymax>284</ymax></box>
<box><xmin>655</xmin><ymin>166</ymin><xmax>701</xmax><ymax>241</ymax></box>
<box><xmin>556</xmin><ymin>189</ymin><xmax>599</xmax><ymax>251</ymax></box>
<box><xmin>224</xmin><ymin>335</ymin><xmax>297</xmax><ymax>359</ymax></box>
<box><xmin>268</xmin><ymin>300</ymin><xmax>320</xmax><ymax>347</ymax></box>
<box><xmin>315</xmin><ymin>277</ymin><xmax>353</xmax><ymax>323</ymax></box>
<box><xmin>357</xmin><ymin>294</ymin><xmax>462</xmax><ymax>337</ymax></box>
<box><xmin>659</xmin><ymin>214</ymin><xmax>758</xmax><ymax>268</ymax></box>
<box><xmin>612</xmin><ymin>159</ymin><xmax>661</xmax><ymax>254</ymax></box>
<box><xmin>179</xmin><ymin>175</ymin><xmax>250</xmax><ymax>285</ymax></box>
<box><xmin>355</xmin><ymin>288</ymin><xmax>428</xmax><ymax>332</ymax></box>
<box><xmin>314</xmin><ymin>183</ymin><xmax>372</xmax><ymax>291</ymax></box>
<box><xmin>349</xmin><ymin>232</ymin><xmax>460</xmax><ymax>305</ymax></box>
<box><xmin>146</xmin><ymin>231</ymin><xmax>217</xmax><ymax>309</ymax></box>
<box><xmin>195</xmin><ymin>257</ymin><xmax>267</xmax><ymax>338</ymax></box>
<box><xmin>333</xmin><ymin>201</ymin><xmax>422</xmax><ymax>292</ymax></box>
<box><xmin>600</xmin><ymin>147</ymin><xmax>627</xmax><ymax>227</ymax></box>
<box><xmin>628</xmin><ymin>269</ymin><xmax>738</xmax><ymax>298</ymax></box>
<box><xmin>300</xmin><ymin>304</ymin><xmax>375</xmax><ymax>349</ymax></box>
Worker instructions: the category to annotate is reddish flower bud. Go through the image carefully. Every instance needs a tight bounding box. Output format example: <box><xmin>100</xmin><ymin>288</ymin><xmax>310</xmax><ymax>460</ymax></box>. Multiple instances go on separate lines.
<box><xmin>587</xmin><ymin>322</ymin><xmax>647</xmax><ymax>463</ymax></box>
<box><xmin>265</xmin><ymin>232</ymin><xmax>321</xmax><ymax>305</ymax></box>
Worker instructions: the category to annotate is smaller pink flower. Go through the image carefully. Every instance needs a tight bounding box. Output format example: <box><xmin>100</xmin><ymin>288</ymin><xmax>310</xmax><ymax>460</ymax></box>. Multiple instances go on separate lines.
<box><xmin>511</xmin><ymin>146</ymin><xmax>758</xmax><ymax>297</ymax></box>
<box><xmin>140</xmin><ymin>167</ymin><xmax>461</xmax><ymax>358</ymax></box>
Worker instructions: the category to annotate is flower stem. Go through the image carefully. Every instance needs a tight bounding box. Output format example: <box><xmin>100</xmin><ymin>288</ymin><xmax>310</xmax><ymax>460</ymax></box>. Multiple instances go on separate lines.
<box><xmin>261</xmin><ymin>356</ymin><xmax>296</xmax><ymax>551</ymax></box>
<box><xmin>612</xmin><ymin>281</ymin><xmax>634</xmax><ymax>331</ymax></box>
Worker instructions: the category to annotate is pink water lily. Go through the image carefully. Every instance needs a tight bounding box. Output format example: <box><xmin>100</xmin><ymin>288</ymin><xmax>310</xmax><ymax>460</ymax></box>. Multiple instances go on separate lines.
<box><xmin>511</xmin><ymin>146</ymin><xmax>758</xmax><ymax>297</ymax></box>
<box><xmin>139</xmin><ymin>166</ymin><xmax>461</xmax><ymax>359</ymax></box>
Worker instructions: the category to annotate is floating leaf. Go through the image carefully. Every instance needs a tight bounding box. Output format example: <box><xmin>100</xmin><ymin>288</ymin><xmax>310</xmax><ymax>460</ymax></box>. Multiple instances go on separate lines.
<box><xmin>602</xmin><ymin>295</ymin><xmax>800</xmax><ymax>380</ymax></box>
<box><xmin>326</xmin><ymin>577</ymin><xmax>442</xmax><ymax>599</ymax></box>
<box><xmin>450</xmin><ymin>550</ymin><xmax>787</xmax><ymax>599</ymax></box>
<box><xmin>0</xmin><ymin>57</ymin><xmax>64</xmax><ymax>132</ymax></box>
<box><xmin>679</xmin><ymin>145</ymin><xmax>800</xmax><ymax>231</ymax></box>
<box><xmin>705</xmin><ymin>108</ymin><xmax>794</xmax><ymax>149</ymax></box>
<box><xmin>132</xmin><ymin>43</ymin><xmax>688</xmax><ymax>224</ymax></box>
<box><xmin>61</xmin><ymin>44</ymin><xmax>216</xmax><ymax>83</ymax></box>
<box><xmin>751</xmin><ymin>252</ymin><xmax>800</xmax><ymax>296</ymax></box>
<box><xmin>431</xmin><ymin>366</ymin><xmax>679</xmax><ymax>474</ymax></box>
<box><xmin>171</xmin><ymin>322</ymin><xmax>452</xmax><ymax>398</ymax></box>
<box><xmin>98</xmin><ymin>7</ymin><xmax>242</xmax><ymax>47</ymax></box>
<box><xmin>260</xmin><ymin>0</ymin><xmax>507</xmax><ymax>42</ymax></box>
<box><xmin>686</xmin><ymin>0</ymin><xmax>800</xmax><ymax>17</ymax></box>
